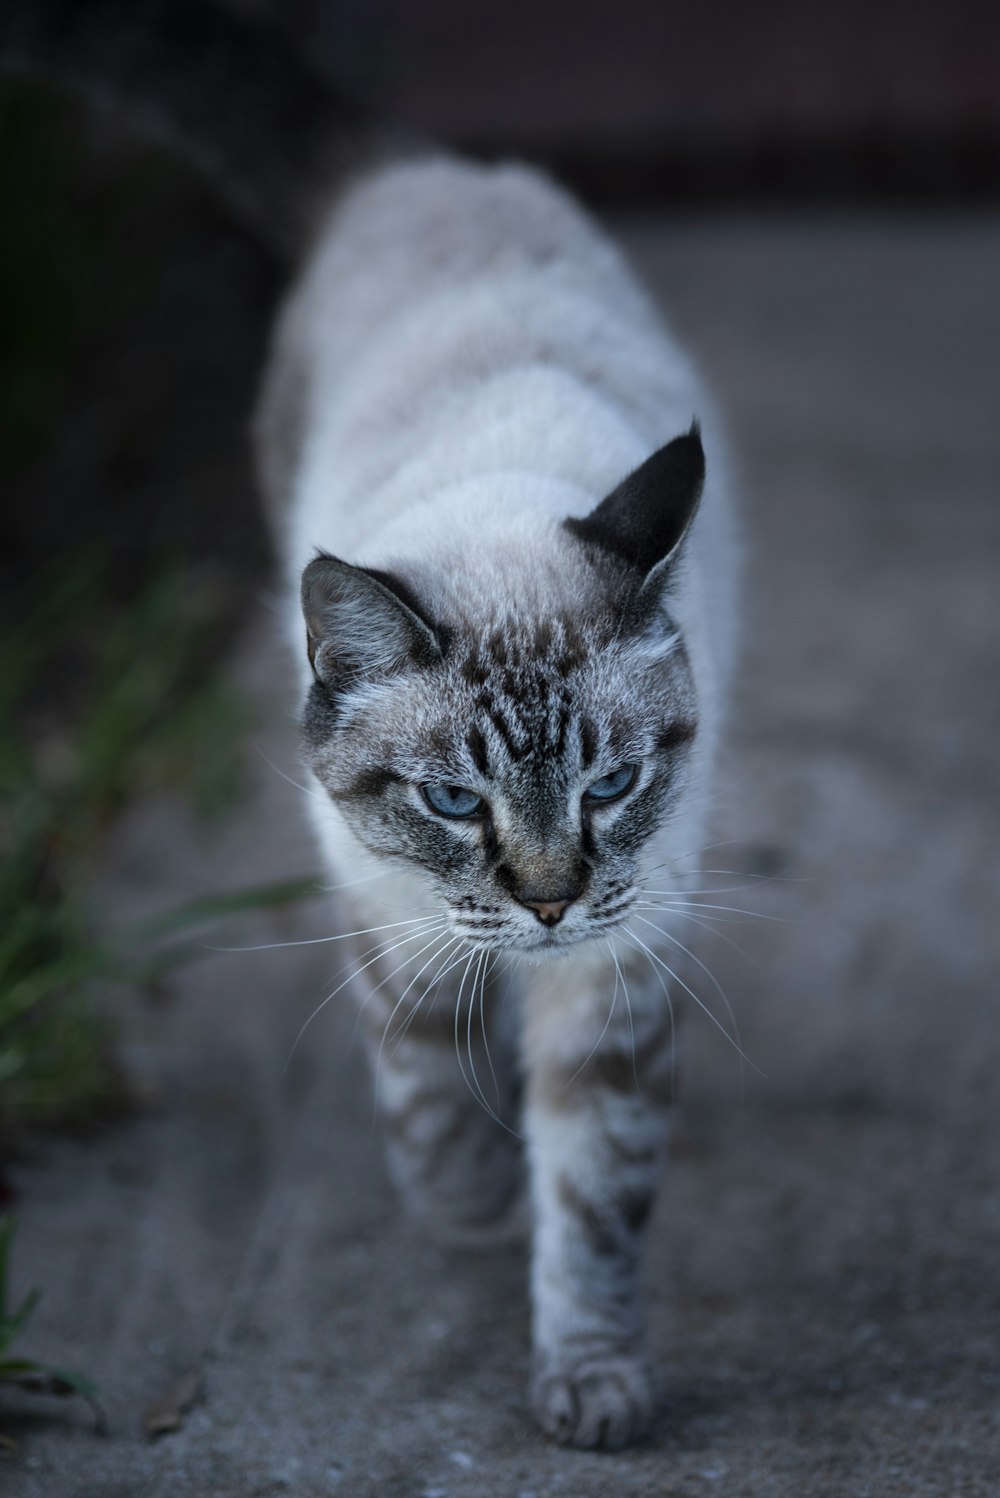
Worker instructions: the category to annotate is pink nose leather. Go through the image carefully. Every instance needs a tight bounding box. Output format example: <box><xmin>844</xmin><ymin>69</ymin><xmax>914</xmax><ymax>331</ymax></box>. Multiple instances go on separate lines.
<box><xmin>524</xmin><ymin>899</ymin><xmax>571</xmax><ymax>926</ymax></box>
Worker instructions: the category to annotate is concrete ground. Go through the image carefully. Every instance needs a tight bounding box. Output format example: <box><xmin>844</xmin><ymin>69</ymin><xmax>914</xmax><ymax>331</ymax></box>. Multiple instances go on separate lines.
<box><xmin>5</xmin><ymin>214</ymin><xmax>999</xmax><ymax>1496</ymax></box>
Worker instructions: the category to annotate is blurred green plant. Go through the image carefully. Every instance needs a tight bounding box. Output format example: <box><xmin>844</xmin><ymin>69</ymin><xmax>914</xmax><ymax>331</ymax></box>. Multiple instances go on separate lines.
<box><xmin>0</xmin><ymin>1213</ymin><xmax>105</xmax><ymax>1444</ymax></box>
<box><xmin>0</xmin><ymin>557</ymin><xmax>316</xmax><ymax>1134</ymax></box>
<box><xmin>0</xmin><ymin>81</ymin><xmax>316</xmax><ymax>1138</ymax></box>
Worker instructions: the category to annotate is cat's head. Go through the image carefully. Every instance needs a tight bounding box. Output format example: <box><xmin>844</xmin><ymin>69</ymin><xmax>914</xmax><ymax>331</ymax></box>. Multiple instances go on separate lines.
<box><xmin>300</xmin><ymin>426</ymin><xmax>705</xmax><ymax>955</ymax></box>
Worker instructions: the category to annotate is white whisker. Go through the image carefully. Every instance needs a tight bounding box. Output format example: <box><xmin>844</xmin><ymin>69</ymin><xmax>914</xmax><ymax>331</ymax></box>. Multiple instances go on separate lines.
<box><xmin>388</xmin><ymin>935</ymin><xmax>470</xmax><ymax>1051</ymax></box>
<box><xmin>659</xmin><ymin>906</ymin><xmax>762</xmax><ymax>969</ymax></box>
<box><xmin>642</xmin><ymin>881</ymin><xmax>780</xmax><ymax>897</ymax></box>
<box><xmin>448</xmin><ymin>949</ymin><xmax>509</xmax><ymax>1134</ymax></box>
<box><xmin>606</xmin><ymin>938</ymin><xmax>640</xmax><ymax>1095</ymax></box>
<box><xmin>372</xmin><ymin>931</ymin><xmax>463</xmax><ymax>1106</ymax></box>
<box><xmin>316</xmin><ymin>869</ymin><xmax>393</xmax><ymax>894</ymax></box>
<box><xmin>637</xmin><ymin>899</ymin><xmax>788</xmax><ymax>922</ymax></box>
<box><xmin>252</xmin><ymin>741</ymin><xmax>327</xmax><ymax>803</ymax></box>
<box><xmin>383</xmin><ymin>934</ymin><xmax>464</xmax><ymax>1056</ymax></box>
<box><xmin>566</xmin><ymin>959</ymin><xmax>619</xmax><ymax>1088</ymax></box>
<box><xmin>215</xmin><ymin>912</ymin><xmax>444</xmax><ymax>955</ymax></box>
<box><xmin>452</xmin><ymin>948</ymin><xmax>479</xmax><ymax>1102</ymax></box>
<box><xmin>287</xmin><ymin>920</ymin><xmax>449</xmax><ymax>1071</ymax></box>
<box><xmin>632</xmin><ymin>912</ymin><xmax>757</xmax><ymax>1100</ymax></box>
<box><xmin>626</xmin><ymin>928</ymin><xmax>680</xmax><ymax>1106</ymax></box>
<box><xmin>620</xmin><ymin>927</ymin><xmax>769</xmax><ymax>1084</ymax></box>
<box><xmin>418</xmin><ymin>940</ymin><xmax>477</xmax><ymax>1020</ymax></box>
<box><xmin>479</xmin><ymin>950</ymin><xmax>504</xmax><ymax>1114</ymax></box>
<box><xmin>349</xmin><ymin>921</ymin><xmax>453</xmax><ymax>1049</ymax></box>
<box><xmin>463</xmin><ymin>950</ymin><xmax>519</xmax><ymax>1135</ymax></box>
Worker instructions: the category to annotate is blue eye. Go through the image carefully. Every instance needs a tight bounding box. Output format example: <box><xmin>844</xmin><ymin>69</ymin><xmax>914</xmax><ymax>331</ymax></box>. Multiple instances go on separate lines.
<box><xmin>584</xmin><ymin>764</ymin><xmax>638</xmax><ymax>804</ymax></box>
<box><xmin>422</xmin><ymin>783</ymin><xmax>486</xmax><ymax>819</ymax></box>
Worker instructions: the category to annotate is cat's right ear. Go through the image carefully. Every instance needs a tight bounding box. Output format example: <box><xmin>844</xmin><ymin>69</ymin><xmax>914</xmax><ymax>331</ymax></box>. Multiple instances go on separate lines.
<box><xmin>564</xmin><ymin>423</ymin><xmax>705</xmax><ymax>586</ymax></box>
<box><xmin>301</xmin><ymin>552</ymin><xmax>443</xmax><ymax>688</ymax></box>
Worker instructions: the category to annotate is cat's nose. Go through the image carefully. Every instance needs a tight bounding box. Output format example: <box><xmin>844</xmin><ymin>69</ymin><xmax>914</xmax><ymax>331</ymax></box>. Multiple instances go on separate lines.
<box><xmin>522</xmin><ymin>896</ymin><xmax>574</xmax><ymax>926</ymax></box>
<box><xmin>508</xmin><ymin>864</ymin><xmax>587</xmax><ymax>925</ymax></box>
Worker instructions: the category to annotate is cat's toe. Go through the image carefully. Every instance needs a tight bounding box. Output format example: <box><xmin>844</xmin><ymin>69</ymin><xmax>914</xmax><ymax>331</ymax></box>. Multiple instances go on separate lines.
<box><xmin>531</xmin><ymin>1354</ymin><xmax>652</xmax><ymax>1450</ymax></box>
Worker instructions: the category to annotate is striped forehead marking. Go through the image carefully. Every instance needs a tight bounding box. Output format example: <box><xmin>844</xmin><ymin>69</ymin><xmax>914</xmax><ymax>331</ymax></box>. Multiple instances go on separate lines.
<box><xmin>469</xmin><ymin>682</ymin><xmax>573</xmax><ymax>765</ymax></box>
<box><xmin>457</xmin><ymin>615</ymin><xmax>588</xmax><ymax>768</ymax></box>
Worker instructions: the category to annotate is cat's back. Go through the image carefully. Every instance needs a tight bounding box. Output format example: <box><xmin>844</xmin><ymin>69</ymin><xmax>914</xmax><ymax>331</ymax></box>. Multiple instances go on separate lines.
<box><xmin>292</xmin><ymin>155</ymin><xmax>653</xmax><ymax>369</ymax></box>
<box><xmin>260</xmin><ymin>157</ymin><xmax>708</xmax><ymax>554</ymax></box>
<box><xmin>260</xmin><ymin>153</ymin><xmax>737</xmax><ymax>711</ymax></box>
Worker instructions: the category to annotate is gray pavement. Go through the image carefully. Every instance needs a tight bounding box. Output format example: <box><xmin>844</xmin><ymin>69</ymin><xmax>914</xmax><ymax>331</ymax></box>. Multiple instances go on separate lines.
<box><xmin>5</xmin><ymin>214</ymin><xmax>1000</xmax><ymax>1496</ymax></box>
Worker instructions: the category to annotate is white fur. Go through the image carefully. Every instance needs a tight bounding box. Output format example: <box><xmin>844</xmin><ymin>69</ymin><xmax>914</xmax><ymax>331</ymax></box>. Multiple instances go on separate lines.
<box><xmin>266</xmin><ymin>155</ymin><xmax>736</xmax><ymax>901</ymax></box>
<box><xmin>260</xmin><ymin>152</ymin><xmax>741</xmax><ymax>1449</ymax></box>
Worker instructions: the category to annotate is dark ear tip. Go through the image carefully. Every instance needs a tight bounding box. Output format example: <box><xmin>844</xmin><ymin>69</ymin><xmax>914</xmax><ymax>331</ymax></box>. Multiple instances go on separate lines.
<box><xmin>303</xmin><ymin>549</ymin><xmax>336</xmax><ymax>576</ymax></box>
<box><xmin>301</xmin><ymin>550</ymin><xmax>340</xmax><ymax>604</ymax></box>
<box><xmin>671</xmin><ymin>418</ymin><xmax>706</xmax><ymax>489</ymax></box>
<box><xmin>681</xmin><ymin>418</ymin><xmax>705</xmax><ymax>465</ymax></box>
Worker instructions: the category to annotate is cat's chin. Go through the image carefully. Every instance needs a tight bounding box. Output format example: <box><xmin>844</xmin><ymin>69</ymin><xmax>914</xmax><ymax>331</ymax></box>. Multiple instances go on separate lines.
<box><xmin>468</xmin><ymin>925</ymin><xmax>620</xmax><ymax>964</ymax></box>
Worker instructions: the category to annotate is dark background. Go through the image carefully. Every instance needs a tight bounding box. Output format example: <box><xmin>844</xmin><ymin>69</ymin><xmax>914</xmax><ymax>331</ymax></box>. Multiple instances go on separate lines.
<box><xmin>3</xmin><ymin>0</ymin><xmax>1000</xmax><ymax>594</ymax></box>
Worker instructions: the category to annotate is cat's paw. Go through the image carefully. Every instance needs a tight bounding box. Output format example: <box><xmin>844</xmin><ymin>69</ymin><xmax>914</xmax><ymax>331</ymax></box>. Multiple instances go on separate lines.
<box><xmin>530</xmin><ymin>1353</ymin><xmax>652</xmax><ymax>1450</ymax></box>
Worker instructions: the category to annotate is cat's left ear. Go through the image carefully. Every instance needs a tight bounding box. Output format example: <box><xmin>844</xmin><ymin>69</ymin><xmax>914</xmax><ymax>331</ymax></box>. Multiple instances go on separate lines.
<box><xmin>564</xmin><ymin>422</ymin><xmax>704</xmax><ymax>608</ymax></box>
<box><xmin>301</xmin><ymin>552</ymin><xmax>443</xmax><ymax>688</ymax></box>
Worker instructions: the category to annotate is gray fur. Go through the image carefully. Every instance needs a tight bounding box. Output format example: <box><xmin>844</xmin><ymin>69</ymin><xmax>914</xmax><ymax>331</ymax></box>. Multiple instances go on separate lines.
<box><xmin>301</xmin><ymin>554</ymin><xmax>698</xmax><ymax>952</ymax></box>
<box><xmin>260</xmin><ymin>153</ymin><xmax>737</xmax><ymax>1451</ymax></box>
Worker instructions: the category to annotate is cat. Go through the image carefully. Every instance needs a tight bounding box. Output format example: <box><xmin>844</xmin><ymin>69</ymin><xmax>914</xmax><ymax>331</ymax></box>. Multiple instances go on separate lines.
<box><xmin>4</xmin><ymin>0</ymin><xmax>737</xmax><ymax>1451</ymax></box>
<box><xmin>255</xmin><ymin>156</ymin><xmax>737</xmax><ymax>1449</ymax></box>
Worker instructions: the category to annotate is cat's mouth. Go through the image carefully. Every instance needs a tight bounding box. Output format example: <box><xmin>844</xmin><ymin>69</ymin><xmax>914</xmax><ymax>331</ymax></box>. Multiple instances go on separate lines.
<box><xmin>448</xmin><ymin>885</ymin><xmax>636</xmax><ymax>954</ymax></box>
<box><xmin>516</xmin><ymin>927</ymin><xmax>578</xmax><ymax>954</ymax></box>
<box><xmin>451</xmin><ymin>912</ymin><xmax>627</xmax><ymax>957</ymax></box>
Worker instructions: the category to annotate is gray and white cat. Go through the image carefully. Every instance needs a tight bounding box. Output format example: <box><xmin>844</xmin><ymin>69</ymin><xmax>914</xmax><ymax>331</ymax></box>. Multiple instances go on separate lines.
<box><xmin>3</xmin><ymin>0</ymin><xmax>737</xmax><ymax>1449</ymax></box>
<box><xmin>257</xmin><ymin>154</ymin><xmax>737</xmax><ymax>1449</ymax></box>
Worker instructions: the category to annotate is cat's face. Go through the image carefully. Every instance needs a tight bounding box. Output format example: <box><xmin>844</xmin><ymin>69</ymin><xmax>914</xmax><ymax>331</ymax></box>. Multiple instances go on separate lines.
<box><xmin>299</xmin><ymin>428</ymin><xmax>706</xmax><ymax>955</ymax></box>
<box><xmin>303</xmin><ymin>603</ymin><xmax>697</xmax><ymax>954</ymax></box>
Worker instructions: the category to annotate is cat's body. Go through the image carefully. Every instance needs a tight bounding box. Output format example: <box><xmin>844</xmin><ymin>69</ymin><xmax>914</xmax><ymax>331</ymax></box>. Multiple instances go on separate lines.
<box><xmin>257</xmin><ymin>153</ymin><xmax>738</xmax><ymax>1448</ymax></box>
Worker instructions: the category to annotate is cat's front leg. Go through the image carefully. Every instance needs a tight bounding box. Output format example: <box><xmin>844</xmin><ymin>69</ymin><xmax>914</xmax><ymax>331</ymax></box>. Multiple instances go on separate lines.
<box><xmin>523</xmin><ymin>945</ymin><xmax>674</xmax><ymax>1450</ymax></box>
<box><xmin>357</xmin><ymin>946</ymin><xmax>525</xmax><ymax>1244</ymax></box>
